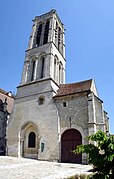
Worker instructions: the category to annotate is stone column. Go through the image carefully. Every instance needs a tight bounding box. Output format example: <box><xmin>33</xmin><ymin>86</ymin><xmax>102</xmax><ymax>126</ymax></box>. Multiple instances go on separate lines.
<box><xmin>18</xmin><ymin>131</ymin><xmax>21</xmax><ymax>158</ymax></box>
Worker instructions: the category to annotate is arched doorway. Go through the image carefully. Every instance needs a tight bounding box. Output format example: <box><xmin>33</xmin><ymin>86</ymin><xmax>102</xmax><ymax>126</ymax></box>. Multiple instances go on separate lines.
<box><xmin>21</xmin><ymin>122</ymin><xmax>39</xmax><ymax>159</ymax></box>
<box><xmin>61</xmin><ymin>129</ymin><xmax>82</xmax><ymax>163</ymax></box>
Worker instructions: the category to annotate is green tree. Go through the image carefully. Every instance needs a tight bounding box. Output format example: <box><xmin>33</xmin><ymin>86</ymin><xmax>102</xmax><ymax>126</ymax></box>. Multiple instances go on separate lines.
<box><xmin>74</xmin><ymin>131</ymin><xmax>114</xmax><ymax>179</ymax></box>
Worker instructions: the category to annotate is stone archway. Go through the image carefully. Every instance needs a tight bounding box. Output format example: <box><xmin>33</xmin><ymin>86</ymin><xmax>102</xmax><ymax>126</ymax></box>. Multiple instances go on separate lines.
<box><xmin>21</xmin><ymin>122</ymin><xmax>39</xmax><ymax>159</ymax></box>
<box><xmin>61</xmin><ymin>129</ymin><xmax>82</xmax><ymax>163</ymax></box>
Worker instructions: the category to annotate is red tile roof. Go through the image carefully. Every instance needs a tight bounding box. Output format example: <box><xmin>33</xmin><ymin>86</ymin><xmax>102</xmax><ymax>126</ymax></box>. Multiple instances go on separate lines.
<box><xmin>54</xmin><ymin>79</ymin><xmax>92</xmax><ymax>98</ymax></box>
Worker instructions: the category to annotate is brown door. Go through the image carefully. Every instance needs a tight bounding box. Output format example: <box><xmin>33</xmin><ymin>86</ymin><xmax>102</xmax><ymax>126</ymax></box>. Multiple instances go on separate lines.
<box><xmin>61</xmin><ymin>129</ymin><xmax>82</xmax><ymax>163</ymax></box>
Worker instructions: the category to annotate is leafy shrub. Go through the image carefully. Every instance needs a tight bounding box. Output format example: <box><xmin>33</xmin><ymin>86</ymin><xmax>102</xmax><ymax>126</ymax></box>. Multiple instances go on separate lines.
<box><xmin>74</xmin><ymin>131</ymin><xmax>114</xmax><ymax>179</ymax></box>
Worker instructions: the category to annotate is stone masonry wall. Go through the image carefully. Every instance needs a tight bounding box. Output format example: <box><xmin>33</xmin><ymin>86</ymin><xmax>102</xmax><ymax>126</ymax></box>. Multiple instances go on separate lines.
<box><xmin>7</xmin><ymin>79</ymin><xmax>60</xmax><ymax>161</ymax></box>
<box><xmin>54</xmin><ymin>92</ymin><xmax>89</xmax><ymax>163</ymax></box>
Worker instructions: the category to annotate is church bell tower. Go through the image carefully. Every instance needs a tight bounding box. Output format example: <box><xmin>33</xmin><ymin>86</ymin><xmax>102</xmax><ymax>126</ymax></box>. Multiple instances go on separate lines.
<box><xmin>21</xmin><ymin>9</ymin><xmax>65</xmax><ymax>89</ymax></box>
<box><xmin>7</xmin><ymin>10</ymin><xmax>66</xmax><ymax>161</ymax></box>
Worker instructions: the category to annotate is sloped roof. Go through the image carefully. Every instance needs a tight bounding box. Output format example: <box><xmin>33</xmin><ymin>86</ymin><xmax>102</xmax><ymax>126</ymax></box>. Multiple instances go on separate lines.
<box><xmin>0</xmin><ymin>88</ymin><xmax>15</xmax><ymax>98</ymax></box>
<box><xmin>0</xmin><ymin>88</ymin><xmax>7</xmax><ymax>95</ymax></box>
<box><xmin>54</xmin><ymin>79</ymin><xmax>93</xmax><ymax>98</ymax></box>
<box><xmin>0</xmin><ymin>88</ymin><xmax>14</xmax><ymax>113</ymax></box>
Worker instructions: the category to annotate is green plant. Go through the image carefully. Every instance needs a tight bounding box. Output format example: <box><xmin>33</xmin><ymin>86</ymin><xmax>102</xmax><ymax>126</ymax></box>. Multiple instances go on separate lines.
<box><xmin>67</xmin><ymin>174</ymin><xmax>92</xmax><ymax>179</ymax></box>
<box><xmin>74</xmin><ymin>131</ymin><xmax>114</xmax><ymax>179</ymax></box>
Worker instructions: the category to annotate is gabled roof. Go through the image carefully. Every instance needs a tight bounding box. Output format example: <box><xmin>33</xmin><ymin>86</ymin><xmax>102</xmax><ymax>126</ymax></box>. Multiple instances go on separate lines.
<box><xmin>54</xmin><ymin>79</ymin><xmax>98</xmax><ymax>98</ymax></box>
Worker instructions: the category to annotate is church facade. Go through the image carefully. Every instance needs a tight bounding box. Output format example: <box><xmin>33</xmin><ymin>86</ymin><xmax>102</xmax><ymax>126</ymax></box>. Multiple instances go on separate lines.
<box><xmin>7</xmin><ymin>10</ymin><xmax>109</xmax><ymax>164</ymax></box>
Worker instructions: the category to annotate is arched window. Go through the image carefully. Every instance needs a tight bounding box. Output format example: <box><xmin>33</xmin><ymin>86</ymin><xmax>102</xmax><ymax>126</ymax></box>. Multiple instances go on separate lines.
<box><xmin>40</xmin><ymin>57</ymin><xmax>45</xmax><ymax>79</ymax></box>
<box><xmin>54</xmin><ymin>58</ymin><xmax>57</xmax><ymax>80</ymax></box>
<box><xmin>58</xmin><ymin>27</ymin><xmax>61</xmax><ymax>50</ymax></box>
<box><xmin>55</xmin><ymin>22</ymin><xmax>58</xmax><ymax>47</ymax></box>
<box><xmin>59</xmin><ymin>61</ymin><xmax>63</xmax><ymax>84</ymax></box>
<box><xmin>54</xmin><ymin>55</ymin><xmax>59</xmax><ymax>82</ymax></box>
<box><xmin>28</xmin><ymin>132</ymin><xmax>36</xmax><ymax>148</ymax></box>
<box><xmin>36</xmin><ymin>24</ymin><xmax>42</xmax><ymax>47</ymax></box>
<box><xmin>31</xmin><ymin>60</ymin><xmax>36</xmax><ymax>81</ymax></box>
<box><xmin>43</xmin><ymin>21</ymin><xmax>50</xmax><ymax>44</ymax></box>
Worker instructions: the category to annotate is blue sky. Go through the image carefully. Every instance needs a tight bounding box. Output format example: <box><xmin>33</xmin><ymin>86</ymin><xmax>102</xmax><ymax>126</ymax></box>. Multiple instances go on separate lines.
<box><xmin>0</xmin><ymin>0</ymin><xmax>114</xmax><ymax>133</ymax></box>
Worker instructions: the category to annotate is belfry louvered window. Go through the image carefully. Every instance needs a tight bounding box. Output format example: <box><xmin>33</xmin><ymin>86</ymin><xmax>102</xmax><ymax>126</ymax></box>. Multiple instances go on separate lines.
<box><xmin>43</xmin><ymin>21</ymin><xmax>50</xmax><ymax>44</ymax></box>
<box><xmin>36</xmin><ymin>24</ymin><xmax>42</xmax><ymax>46</ymax></box>
<box><xmin>55</xmin><ymin>22</ymin><xmax>58</xmax><ymax>47</ymax></box>
<box><xmin>58</xmin><ymin>27</ymin><xmax>61</xmax><ymax>49</ymax></box>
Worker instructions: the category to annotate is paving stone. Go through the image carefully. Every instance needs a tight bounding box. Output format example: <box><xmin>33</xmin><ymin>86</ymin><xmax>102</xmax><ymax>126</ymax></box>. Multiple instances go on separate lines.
<box><xmin>0</xmin><ymin>156</ymin><xmax>93</xmax><ymax>179</ymax></box>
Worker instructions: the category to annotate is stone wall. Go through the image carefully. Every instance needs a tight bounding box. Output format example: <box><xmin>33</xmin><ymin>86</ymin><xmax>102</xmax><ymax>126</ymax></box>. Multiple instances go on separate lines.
<box><xmin>54</xmin><ymin>92</ymin><xmax>89</xmax><ymax>163</ymax></box>
<box><xmin>7</xmin><ymin>79</ymin><xmax>60</xmax><ymax>161</ymax></box>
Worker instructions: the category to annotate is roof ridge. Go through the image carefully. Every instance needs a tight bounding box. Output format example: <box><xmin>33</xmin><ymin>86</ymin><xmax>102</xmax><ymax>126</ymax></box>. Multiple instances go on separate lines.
<box><xmin>60</xmin><ymin>79</ymin><xmax>93</xmax><ymax>86</ymax></box>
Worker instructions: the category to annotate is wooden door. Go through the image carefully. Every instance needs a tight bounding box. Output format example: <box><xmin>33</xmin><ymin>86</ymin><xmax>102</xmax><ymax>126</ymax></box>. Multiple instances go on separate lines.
<box><xmin>61</xmin><ymin>129</ymin><xmax>82</xmax><ymax>163</ymax></box>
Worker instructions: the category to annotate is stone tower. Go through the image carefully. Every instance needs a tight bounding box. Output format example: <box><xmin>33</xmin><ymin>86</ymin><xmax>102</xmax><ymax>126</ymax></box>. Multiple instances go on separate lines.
<box><xmin>7</xmin><ymin>10</ymin><xmax>66</xmax><ymax>160</ymax></box>
<box><xmin>21</xmin><ymin>9</ymin><xmax>65</xmax><ymax>86</ymax></box>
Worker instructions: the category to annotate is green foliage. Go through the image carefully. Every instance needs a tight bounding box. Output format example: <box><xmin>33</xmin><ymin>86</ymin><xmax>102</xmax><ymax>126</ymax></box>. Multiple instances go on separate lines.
<box><xmin>67</xmin><ymin>174</ymin><xmax>92</xmax><ymax>179</ymax></box>
<box><xmin>74</xmin><ymin>131</ymin><xmax>114</xmax><ymax>179</ymax></box>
